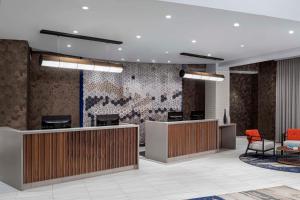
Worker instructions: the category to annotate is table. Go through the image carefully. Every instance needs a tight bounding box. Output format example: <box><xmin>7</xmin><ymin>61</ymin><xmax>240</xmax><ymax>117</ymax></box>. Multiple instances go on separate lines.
<box><xmin>219</xmin><ymin>123</ymin><xmax>236</xmax><ymax>149</ymax></box>
<box><xmin>276</xmin><ymin>146</ymin><xmax>300</xmax><ymax>166</ymax></box>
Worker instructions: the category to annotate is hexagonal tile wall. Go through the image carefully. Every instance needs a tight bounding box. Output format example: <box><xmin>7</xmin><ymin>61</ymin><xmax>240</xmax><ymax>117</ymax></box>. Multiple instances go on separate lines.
<box><xmin>83</xmin><ymin>62</ymin><xmax>183</xmax><ymax>144</ymax></box>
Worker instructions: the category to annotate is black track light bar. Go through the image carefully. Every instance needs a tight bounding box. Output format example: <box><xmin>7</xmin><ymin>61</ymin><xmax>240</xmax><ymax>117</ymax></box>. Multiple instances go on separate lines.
<box><xmin>180</xmin><ymin>52</ymin><xmax>224</xmax><ymax>61</ymax></box>
<box><xmin>40</xmin><ymin>29</ymin><xmax>123</xmax><ymax>45</ymax></box>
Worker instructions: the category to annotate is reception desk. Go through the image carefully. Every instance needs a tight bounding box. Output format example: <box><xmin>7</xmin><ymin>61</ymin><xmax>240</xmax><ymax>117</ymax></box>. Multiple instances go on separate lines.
<box><xmin>145</xmin><ymin>119</ymin><xmax>218</xmax><ymax>163</ymax></box>
<box><xmin>0</xmin><ymin>124</ymin><xmax>139</xmax><ymax>190</ymax></box>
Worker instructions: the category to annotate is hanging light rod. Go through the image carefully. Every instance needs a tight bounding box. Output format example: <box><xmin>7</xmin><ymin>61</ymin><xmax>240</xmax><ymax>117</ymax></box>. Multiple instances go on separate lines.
<box><xmin>180</xmin><ymin>52</ymin><xmax>224</xmax><ymax>61</ymax></box>
<box><xmin>40</xmin><ymin>54</ymin><xmax>123</xmax><ymax>73</ymax></box>
<box><xmin>230</xmin><ymin>70</ymin><xmax>258</xmax><ymax>74</ymax></box>
<box><xmin>40</xmin><ymin>29</ymin><xmax>123</xmax><ymax>45</ymax></box>
<box><xmin>179</xmin><ymin>70</ymin><xmax>224</xmax><ymax>82</ymax></box>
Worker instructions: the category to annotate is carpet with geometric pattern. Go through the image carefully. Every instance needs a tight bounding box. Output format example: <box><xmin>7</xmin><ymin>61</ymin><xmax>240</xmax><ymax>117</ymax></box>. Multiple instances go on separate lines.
<box><xmin>239</xmin><ymin>153</ymin><xmax>300</xmax><ymax>173</ymax></box>
<box><xmin>190</xmin><ymin>186</ymin><xmax>300</xmax><ymax>200</ymax></box>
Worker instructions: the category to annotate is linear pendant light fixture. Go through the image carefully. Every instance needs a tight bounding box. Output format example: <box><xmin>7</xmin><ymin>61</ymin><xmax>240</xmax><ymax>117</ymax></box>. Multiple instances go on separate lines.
<box><xmin>179</xmin><ymin>70</ymin><xmax>224</xmax><ymax>82</ymax></box>
<box><xmin>40</xmin><ymin>54</ymin><xmax>123</xmax><ymax>73</ymax></box>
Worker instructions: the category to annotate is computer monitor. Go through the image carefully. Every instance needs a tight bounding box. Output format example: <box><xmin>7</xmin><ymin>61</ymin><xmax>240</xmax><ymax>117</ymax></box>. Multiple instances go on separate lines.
<box><xmin>41</xmin><ymin>115</ymin><xmax>71</xmax><ymax>129</ymax></box>
<box><xmin>168</xmin><ymin>112</ymin><xmax>184</xmax><ymax>122</ymax></box>
<box><xmin>190</xmin><ymin>111</ymin><xmax>205</xmax><ymax>120</ymax></box>
<box><xmin>96</xmin><ymin>114</ymin><xmax>120</xmax><ymax>126</ymax></box>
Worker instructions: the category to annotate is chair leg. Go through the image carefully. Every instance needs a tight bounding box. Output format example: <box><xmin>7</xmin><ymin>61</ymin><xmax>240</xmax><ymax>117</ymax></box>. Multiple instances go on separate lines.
<box><xmin>245</xmin><ymin>142</ymin><xmax>251</xmax><ymax>156</ymax></box>
<box><xmin>262</xmin><ymin>139</ymin><xmax>265</xmax><ymax>159</ymax></box>
<box><xmin>273</xmin><ymin>141</ymin><xmax>276</xmax><ymax>157</ymax></box>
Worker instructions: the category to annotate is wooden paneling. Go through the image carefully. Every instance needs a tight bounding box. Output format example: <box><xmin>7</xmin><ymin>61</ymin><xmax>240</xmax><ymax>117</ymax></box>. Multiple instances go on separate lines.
<box><xmin>168</xmin><ymin>121</ymin><xmax>218</xmax><ymax>158</ymax></box>
<box><xmin>23</xmin><ymin>127</ymin><xmax>138</xmax><ymax>184</ymax></box>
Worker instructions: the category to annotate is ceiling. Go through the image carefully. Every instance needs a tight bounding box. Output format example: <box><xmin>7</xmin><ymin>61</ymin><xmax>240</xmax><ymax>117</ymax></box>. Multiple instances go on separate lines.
<box><xmin>160</xmin><ymin>0</ymin><xmax>300</xmax><ymax>22</ymax></box>
<box><xmin>1</xmin><ymin>0</ymin><xmax>300</xmax><ymax>64</ymax></box>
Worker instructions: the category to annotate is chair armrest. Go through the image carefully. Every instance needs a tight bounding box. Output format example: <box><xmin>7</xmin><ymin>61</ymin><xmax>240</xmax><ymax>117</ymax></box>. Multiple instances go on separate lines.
<box><xmin>247</xmin><ymin>135</ymin><xmax>262</xmax><ymax>143</ymax></box>
<box><xmin>246</xmin><ymin>136</ymin><xmax>256</xmax><ymax>145</ymax></box>
<box><xmin>258</xmin><ymin>132</ymin><xmax>267</xmax><ymax>140</ymax></box>
<box><xmin>264</xmin><ymin>135</ymin><xmax>276</xmax><ymax>142</ymax></box>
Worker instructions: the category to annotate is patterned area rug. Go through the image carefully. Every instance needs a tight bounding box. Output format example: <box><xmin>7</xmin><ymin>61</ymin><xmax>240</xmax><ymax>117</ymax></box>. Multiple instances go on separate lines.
<box><xmin>239</xmin><ymin>153</ymin><xmax>300</xmax><ymax>173</ymax></box>
<box><xmin>190</xmin><ymin>186</ymin><xmax>300</xmax><ymax>200</ymax></box>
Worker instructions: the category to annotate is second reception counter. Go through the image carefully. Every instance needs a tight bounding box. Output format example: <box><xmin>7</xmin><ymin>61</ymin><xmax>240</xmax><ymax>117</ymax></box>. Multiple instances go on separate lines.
<box><xmin>145</xmin><ymin>119</ymin><xmax>218</xmax><ymax>163</ymax></box>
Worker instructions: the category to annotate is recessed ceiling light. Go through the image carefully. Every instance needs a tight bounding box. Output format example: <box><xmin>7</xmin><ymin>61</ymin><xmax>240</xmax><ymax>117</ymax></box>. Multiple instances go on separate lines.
<box><xmin>207</xmin><ymin>53</ymin><xmax>212</xmax><ymax>57</ymax></box>
<box><xmin>233</xmin><ymin>23</ymin><xmax>240</xmax><ymax>27</ymax></box>
<box><xmin>118</xmin><ymin>47</ymin><xmax>122</xmax><ymax>51</ymax></box>
<box><xmin>67</xmin><ymin>44</ymin><xmax>72</xmax><ymax>48</ymax></box>
<box><xmin>165</xmin><ymin>15</ymin><xmax>172</xmax><ymax>19</ymax></box>
<box><xmin>81</xmin><ymin>6</ymin><xmax>89</xmax><ymax>10</ymax></box>
<box><xmin>121</xmin><ymin>58</ymin><xmax>125</xmax><ymax>61</ymax></box>
<box><xmin>152</xmin><ymin>59</ymin><xmax>156</xmax><ymax>63</ymax></box>
<box><xmin>136</xmin><ymin>35</ymin><xmax>141</xmax><ymax>39</ymax></box>
<box><xmin>165</xmin><ymin>51</ymin><xmax>169</xmax><ymax>54</ymax></box>
<box><xmin>168</xmin><ymin>60</ymin><xmax>171</xmax><ymax>63</ymax></box>
<box><xmin>73</xmin><ymin>30</ymin><xmax>78</xmax><ymax>34</ymax></box>
<box><xmin>289</xmin><ymin>30</ymin><xmax>295</xmax><ymax>34</ymax></box>
<box><xmin>137</xmin><ymin>59</ymin><xmax>140</xmax><ymax>62</ymax></box>
<box><xmin>192</xmin><ymin>40</ymin><xmax>197</xmax><ymax>43</ymax></box>
<box><xmin>240</xmin><ymin>44</ymin><xmax>245</xmax><ymax>48</ymax></box>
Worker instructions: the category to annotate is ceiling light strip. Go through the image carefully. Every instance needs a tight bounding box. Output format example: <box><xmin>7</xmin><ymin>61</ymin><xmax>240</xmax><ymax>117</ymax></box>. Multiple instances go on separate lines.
<box><xmin>230</xmin><ymin>70</ymin><xmax>258</xmax><ymax>74</ymax></box>
<box><xmin>179</xmin><ymin>70</ymin><xmax>224</xmax><ymax>82</ymax></box>
<box><xmin>40</xmin><ymin>55</ymin><xmax>123</xmax><ymax>73</ymax></box>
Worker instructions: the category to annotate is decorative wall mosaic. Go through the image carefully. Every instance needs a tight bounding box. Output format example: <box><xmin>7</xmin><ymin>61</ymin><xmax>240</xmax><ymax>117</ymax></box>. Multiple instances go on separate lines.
<box><xmin>83</xmin><ymin>62</ymin><xmax>182</xmax><ymax>143</ymax></box>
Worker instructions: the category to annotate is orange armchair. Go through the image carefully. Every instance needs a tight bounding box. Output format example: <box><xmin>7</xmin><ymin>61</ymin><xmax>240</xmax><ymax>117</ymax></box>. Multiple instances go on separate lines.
<box><xmin>245</xmin><ymin>129</ymin><xmax>275</xmax><ymax>157</ymax></box>
<box><xmin>282</xmin><ymin>129</ymin><xmax>300</xmax><ymax>148</ymax></box>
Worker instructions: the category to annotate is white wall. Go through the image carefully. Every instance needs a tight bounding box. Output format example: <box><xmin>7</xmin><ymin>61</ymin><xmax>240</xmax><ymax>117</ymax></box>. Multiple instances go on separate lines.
<box><xmin>221</xmin><ymin>47</ymin><xmax>300</xmax><ymax>68</ymax></box>
<box><xmin>205</xmin><ymin>64</ymin><xmax>230</xmax><ymax>124</ymax></box>
<box><xmin>205</xmin><ymin>81</ymin><xmax>216</xmax><ymax>119</ymax></box>
<box><xmin>205</xmin><ymin>64</ymin><xmax>217</xmax><ymax>119</ymax></box>
<box><xmin>216</xmin><ymin>66</ymin><xmax>230</xmax><ymax>124</ymax></box>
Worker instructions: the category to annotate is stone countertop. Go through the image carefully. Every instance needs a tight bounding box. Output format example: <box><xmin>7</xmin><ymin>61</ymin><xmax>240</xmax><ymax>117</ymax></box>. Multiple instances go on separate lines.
<box><xmin>145</xmin><ymin>119</ymin><xmax>218</xmax><ymax>125</ymax></box>
<box><xmin>0</xmin><ymin>123</ymin><xmax>139</xmax><ymax>135</ymax></box>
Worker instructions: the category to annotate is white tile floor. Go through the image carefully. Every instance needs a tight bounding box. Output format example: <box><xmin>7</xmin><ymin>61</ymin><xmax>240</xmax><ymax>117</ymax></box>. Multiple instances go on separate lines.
<box><xmin>1</xmin><ymin>137</ymin><xmax>300</xmax><ymax>200</ymax></box>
